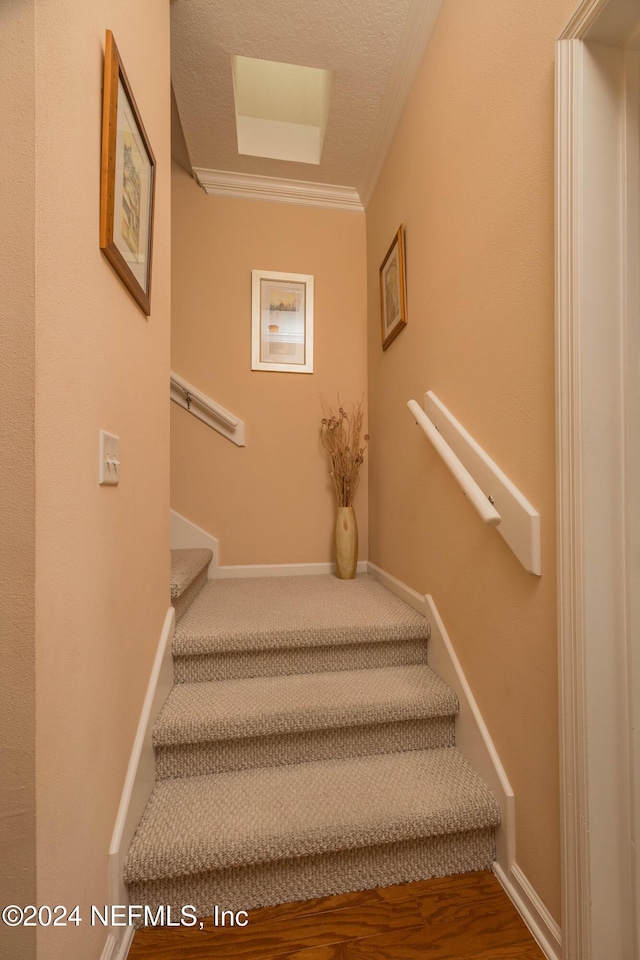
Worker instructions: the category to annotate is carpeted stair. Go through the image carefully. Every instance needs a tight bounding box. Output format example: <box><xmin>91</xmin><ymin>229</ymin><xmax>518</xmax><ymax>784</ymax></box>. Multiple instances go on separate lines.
<box><xmin>124</xmin><ymin>552</ymin><xmax>500</xmax><ymax>916</ymax></box>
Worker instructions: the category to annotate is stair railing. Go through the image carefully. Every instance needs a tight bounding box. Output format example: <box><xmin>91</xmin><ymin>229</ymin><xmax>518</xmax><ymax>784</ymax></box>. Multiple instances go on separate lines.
<box><xmin>171</xmin><ymin>371</ymin><xmax>245</xmax><ymax>446</ymax></box>
<box><xmin>407</xmin><ymin>392</ymin><xmax>540</xmax><ymax>574</ymax></box>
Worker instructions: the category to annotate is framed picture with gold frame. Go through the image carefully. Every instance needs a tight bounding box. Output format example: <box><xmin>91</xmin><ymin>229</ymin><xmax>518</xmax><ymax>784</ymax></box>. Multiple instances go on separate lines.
<box><xmin>251</xmin><ymin>270</ymin><xmax>314</xmax><ymax>373</ymax></box>
<box><xmin>379</xmin><ymin>225</ymin><xmax>407</xmax><ymax>349</ymax></box>
<box><xmin>100</xmin><ymin>30</ymin><xmax>156</xmax><ymax>316</ymax></box>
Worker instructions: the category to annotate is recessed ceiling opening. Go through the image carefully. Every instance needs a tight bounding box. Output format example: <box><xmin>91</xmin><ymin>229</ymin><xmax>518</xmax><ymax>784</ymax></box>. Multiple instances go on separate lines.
<box><xmin>232</xmin><ymin>56</ymin><xmax>332</xmax><ymax>165</ymax></box>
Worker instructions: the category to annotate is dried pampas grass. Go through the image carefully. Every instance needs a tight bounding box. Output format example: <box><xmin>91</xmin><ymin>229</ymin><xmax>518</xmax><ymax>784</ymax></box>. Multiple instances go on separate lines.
<box><xmin>320</xmin><ymin>397</ymin><xmax>369</xmax><ymax>507</ymax></box>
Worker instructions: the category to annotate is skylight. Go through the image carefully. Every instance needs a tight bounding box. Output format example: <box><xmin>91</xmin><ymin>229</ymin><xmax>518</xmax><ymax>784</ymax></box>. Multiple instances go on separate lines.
<box><xmin>231</xmin><ymin>56</ymin><xmax>332</xmax><ymax>165</ymax></box>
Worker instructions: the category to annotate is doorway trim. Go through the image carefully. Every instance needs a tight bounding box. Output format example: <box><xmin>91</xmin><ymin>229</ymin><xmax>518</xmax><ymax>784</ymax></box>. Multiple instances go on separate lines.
<box><xmin>556</xmin><ymin>1</ymin><xmax>639</xmax><ymax>956</ymax></box>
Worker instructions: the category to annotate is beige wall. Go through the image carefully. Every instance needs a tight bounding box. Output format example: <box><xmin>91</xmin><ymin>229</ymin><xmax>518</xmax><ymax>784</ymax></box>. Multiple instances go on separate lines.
<box><xmin>171</xmin><ymin>165</ymin><xmax>368</xmax><ymax>566</ymax></box>
<box><xmin>366</xmin><ymin>0</ymin><xmax>575</xmax><ymax>920</ymax></box>
<box><xmin>33</xmin><ymin>3</ymin><xmax>171</xmax><ymax>958</ymax></box>
<box><xmin>0</xmin><ymin>2</ymin><xmax>37</xmax><ymax>958</ymax></box>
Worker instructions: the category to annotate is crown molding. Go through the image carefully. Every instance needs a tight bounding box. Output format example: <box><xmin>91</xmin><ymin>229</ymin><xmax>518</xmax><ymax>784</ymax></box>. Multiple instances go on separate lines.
<box><xmin>559</xmin><ymin>0</ymin><xmax>610</xmax><ymax>39</ymax></box>
<box><xmin>192</xmin><ymin>168</ymin><xmax>364</xmax><ymax>212</ymax></box>
<box><xmin>357</xmin><ymin>0</ymin><xmax>443</xmax><ymax>206</ymax></box>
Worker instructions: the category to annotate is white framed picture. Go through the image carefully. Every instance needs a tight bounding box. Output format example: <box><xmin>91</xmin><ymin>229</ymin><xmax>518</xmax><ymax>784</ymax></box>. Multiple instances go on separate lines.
<box><xmin>251</xmin><ymin>270</ymin><xmax>314</xmax><ymax>373</ymax></box>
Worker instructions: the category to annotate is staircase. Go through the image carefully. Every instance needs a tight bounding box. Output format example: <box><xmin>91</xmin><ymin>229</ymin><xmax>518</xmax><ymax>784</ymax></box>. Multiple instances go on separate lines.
<box><xmin>124</xmin><ymin>550</ymin><xmax>500</xmax><ymax>916</ymax></box>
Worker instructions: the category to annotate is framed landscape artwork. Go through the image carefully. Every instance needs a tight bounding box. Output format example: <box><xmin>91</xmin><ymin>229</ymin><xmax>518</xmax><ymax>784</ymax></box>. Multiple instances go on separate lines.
<box><xmin>100</xmin><ymin>30</ymin><xmax>156</xmax><ymax>316</ymax></box>
<box><xmin>379</xmin><ymin>225</ymin><xmax>407</xmax><ymax>350</ymax></box>
<box><xmin>251</xmin><ymin>270</ymin><xmax>314</xmax><ymax>373</ymax></box>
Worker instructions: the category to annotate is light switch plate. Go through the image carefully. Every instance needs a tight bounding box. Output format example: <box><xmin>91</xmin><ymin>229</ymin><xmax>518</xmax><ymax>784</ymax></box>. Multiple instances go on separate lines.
<box><xmin>99</xmin><ymin>430</ymin><xmax>120</xmax><ymax>485</ymax></box>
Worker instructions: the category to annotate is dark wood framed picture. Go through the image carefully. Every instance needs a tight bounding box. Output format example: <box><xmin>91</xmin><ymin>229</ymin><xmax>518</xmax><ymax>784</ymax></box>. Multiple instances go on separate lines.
<box><xmin>379</xmin><ymin>224</ymin><xmax>407</xmax><ymax>350</ymax></box>
<box><xmin>100</xmin><ymin>30</ymin><xmax>156</xmax><ymax>316</ymax></box>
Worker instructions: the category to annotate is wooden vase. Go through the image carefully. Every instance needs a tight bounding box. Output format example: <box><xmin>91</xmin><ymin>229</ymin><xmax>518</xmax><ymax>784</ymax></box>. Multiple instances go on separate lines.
<box><xmin>335</xmin><ymin>506</ymin><xmax>358</xmax><ymax>579</ymax></box>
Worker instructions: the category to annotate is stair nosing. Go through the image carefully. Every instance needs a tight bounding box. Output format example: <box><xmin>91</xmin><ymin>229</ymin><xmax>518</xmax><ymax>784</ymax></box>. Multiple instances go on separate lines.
<box><xmin>153</xmin><ymin>664</ymin><xmax>458</xmax><ymax>747</ymax></box>
<box><xmin>172</xmin><ymin>574</ymin><xmax>431</xmax><ymax>657</ymax></box>
<box><xmin>124</xmin><ymin>748</ymin><xmax>501</xmax><ymax>883</ymax></box>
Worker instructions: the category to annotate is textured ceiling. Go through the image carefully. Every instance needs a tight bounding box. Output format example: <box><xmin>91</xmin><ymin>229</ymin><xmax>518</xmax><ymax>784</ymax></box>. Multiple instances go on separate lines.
<box><xmin>170</xmin><ymin>0</ymin><xmax>415</xmax><ymax>190</ymax></box>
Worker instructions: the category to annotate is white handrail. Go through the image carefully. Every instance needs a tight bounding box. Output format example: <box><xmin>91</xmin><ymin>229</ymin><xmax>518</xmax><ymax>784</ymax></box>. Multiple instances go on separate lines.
<box><xmin>170</xmin><ymin>372</ymin><xmax>245</xmax><ymax>447</ymax></box>
<box><xmin>408</xmin><ymin>400</ymin><xmax>501</xmax><ymax>526</ymax></box>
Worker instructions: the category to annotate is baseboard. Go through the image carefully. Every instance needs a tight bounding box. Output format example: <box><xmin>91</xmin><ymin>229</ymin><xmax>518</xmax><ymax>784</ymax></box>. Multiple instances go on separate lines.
<box><xmin>99</xmin><ymin>932</ymin><xmax>118</xmax><ymax>960</ymax></box>
<box><xmin>107</xmin><ymin>607</ymin><xmax>175</xmax><ymax>955</ymax></box>
<box><xmin>494</xmin><ymin>862</ymin><xmax>561</xmax><ymax>960</ymax></box>
<box><xmin>170</xmin><ymin>510</ymin><xmax>219</xmax><ymax>577</ymax></box>
<box><xmin>366</xmin><ymin>562</ymin><xmax>427</xmax><ymax>615</ymax></box>
<box><xmin>170</xmin><ymin>511</ymin><xmax>368</xmax><ymax>579</ymax></box>
<box><xmin>217</xmin><ymin>560</ymin><xmax>368</xmax><ymax>578</ymax></box>
<box><xmin>424</xmin><ymin>594</ymin><xmax>515</xmax><ymax>874</ymax></box>
<box><xmin>99</xmin><ymin>927</ymin><xmax>134</xmax><ymax>960</ymax></box>
<box><xmin>367</xmin><ymin>563</ymin><xmax>515</xmax><ymax>874</ymax></box>
<box><xmin>114</xmin><ymin>926</ymin><xmax>135</xmax><ymax>960</ymax></box>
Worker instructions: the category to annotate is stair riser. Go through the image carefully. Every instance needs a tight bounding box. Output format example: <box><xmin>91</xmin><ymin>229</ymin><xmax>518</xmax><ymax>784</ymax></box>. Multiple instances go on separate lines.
<box><xmin>173</xmin><ymin>638</ymin><xmax>428</xmax><ymax>683</ymax></box>
<box><xmin>155</xmin><ymin>716</ymin><xmax>456</xmax><ymax>779</ymax></box>
<box><xmin>173</xmin><ymin>567</ymin><xmax>209</xmax><ymax>624</ymax></box>
<box><xmin>127</xmin><ymin>828</ymin><xmax>496</xmax><ymax>918</ymax></box>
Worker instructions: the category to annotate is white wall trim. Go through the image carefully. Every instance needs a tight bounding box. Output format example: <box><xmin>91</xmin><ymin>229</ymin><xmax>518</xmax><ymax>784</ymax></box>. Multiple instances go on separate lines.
<box><xmin>193</xmin><ymin>168</ymin><xmax>364</xmax><ymax>212</ymax></box>
<box><xmin>494</xmin><ymin>862</ymin><xmax>562</xmax><ymax>960</ymax></box>
<box><xmin>99</xmin><ymin>928</ymin><xmax>135</xmax><ymax>960</ymax></box>
<box><xmin>366</xmin><ymin>563</ymin><xmax>515</xmax><ymax>874</ymax></box>
<box><xmin>366</xmin><ymin>561</ymin><xmax>427</xmax><ymax>615</ymax></box>
<box><xmin>170</xmin><ymin>509</ymin><xmax>219</xmax><ymax>577</ymax></box>
<box><xmin>98</xmin><ymin>932</ymin><xmax>118</xmax><ymax>960</ymax></box>
<box><xmin>114</xmin><ymin>927</ymin><xmax>135</xmax><ymax>960</ymax></box>
<box><xmin>424</xmin><ymin>594</ymin><xmax>515</xmax><ymax>875</ymax></box>
<box><xmin>560</xmin><ymin>0</ymin><xmax>610</xmax><ymax>39</ymax></box>
<box><xmin>171</xmin><ymin>511</ymin><xmax>369</xmax><ymax>579</ymax></box>
<box><xmin>192</xmin><ymin>1</ymin><xmax>444</xmax><ymax>212</ymax></box>
<box><xmin>366</xmin><ymin>564</ymin><xmax>561</xmax><ymax>953</ymax></box>
<box><xmin>107</xmin><ymin>607</ymin><xmax>175</xmax><ymax>956</ymax></box>
<box><xmin>557</xmin><ymin>5</ymin><xmax>639</xmax><ymax>956</ymax></box>
<box><xmin>555</xmin><ymin>36</ymin><xmax>591</xmax><ymax>960</ymax></box>
<box><xmin>217</xmin><ymin>560</ymin><xmax>368</xmax><ymax>579</ymax></box>
<box><xmin>358</xmin><ymin>0</ymin><xmax>443</xmax><ymax>205</ymax></box>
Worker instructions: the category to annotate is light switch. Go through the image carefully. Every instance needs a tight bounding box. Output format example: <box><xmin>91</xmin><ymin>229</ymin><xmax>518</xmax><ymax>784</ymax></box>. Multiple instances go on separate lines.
<box><xmin>99</xmin><ymin>430</ymin><xmax>120</xmax><ymax>485</ymax></box>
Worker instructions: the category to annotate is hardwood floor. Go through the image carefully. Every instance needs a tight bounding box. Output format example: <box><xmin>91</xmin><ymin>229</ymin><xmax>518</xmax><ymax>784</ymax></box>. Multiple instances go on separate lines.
<box><xmin>128</xmin><ymin>871</ymin><xmax>546</xmax><ymax>959</ymax></box>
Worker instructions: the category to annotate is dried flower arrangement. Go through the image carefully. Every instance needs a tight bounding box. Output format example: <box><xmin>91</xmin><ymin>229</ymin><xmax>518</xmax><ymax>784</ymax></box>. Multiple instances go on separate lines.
<box><xmin>320</xmin><ymin>398</ymin><xmax>369</xmax><ymax>507</ymax></box>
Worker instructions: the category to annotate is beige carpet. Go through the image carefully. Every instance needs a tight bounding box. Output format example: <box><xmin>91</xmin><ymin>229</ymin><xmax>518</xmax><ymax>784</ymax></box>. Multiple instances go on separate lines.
<box><xmin>126</xmin><ymin>563</ymin><xmax>500</xmax><ymax>916</ymax></box>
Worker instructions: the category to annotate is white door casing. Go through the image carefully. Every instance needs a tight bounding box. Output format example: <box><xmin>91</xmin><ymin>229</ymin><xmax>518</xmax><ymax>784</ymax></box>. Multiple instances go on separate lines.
<box><xmin>556</xmin><ymin>1</ymin><xmax>640</xmax><ymax>957</ymax></box>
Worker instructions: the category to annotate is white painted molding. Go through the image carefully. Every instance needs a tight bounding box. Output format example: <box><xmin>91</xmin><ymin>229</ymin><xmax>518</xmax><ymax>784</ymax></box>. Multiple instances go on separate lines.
<box><xmin>556</xmin><ymin>10</ymin><xmax>639</xmax><ymax>958</ymax></box>
<box><xmin>366</xmin><ymin>561</ymin><xmax>427</xmax><ymax>616</ymax></box>
<box><xmin>366</xmin><ymin>563</ymin><xmax>515</xmax><ymax>874</ymax></box>
<box><xmin>424</xmin><ymin>594</ymin><xmax>515</xmax><ymax>875</ymax></box>
<box><xmin>170</xmin><ymin>511</ymin><xmax>368</xmax><ymax>579</ymax></box>
<box><xmin>170</xmin><ymin>371</ymin><xmax>245</xmax><ymax>446</ymax></box>
<box><xmin>99</xmin><ymin>932</ymin><xmax>118</xmax><ymax>960</ymax></box>
<box><xmin>358</xmin><ymin>0</ymin><xmax>442</xmax><ymax>205</ymax></box>
<box><xmin>114</xmin><ymin>927</ymin><xmax>135</xmax><ymax>960</ymax></box>
<box><xmin>193</xmin><ymin>168</ymin><xmax>364</xmax><ymax>212</ymax></box>
<box><xmin>555</xmin><ymin>36</ymin><xmax>590</xmax><ymax>960</ymax></box>
<box><xmin>193</xmin><ymin>1</ymin><xmax>444</xmax><ymax>213</ymax></box>
<box><xmin>494</xmin><ymin>862</ymin><xmax>562</xmax><ymax>960</ymax></box>
<box><xmin>170</xmin><ymin>509</ymin><xmax>219</xmax><ymax>577</ymax></box>
<box><xmin>100</xmin><ymin>928</ymin><xmax>134</xmax><ymax>960</ymax></box>
<box><xmin>217</xmin><ymin>560</ymin><xmax>368</xmax><ymax>579</ymax></box>
<box><xmin>108</xmin><ymin>607</ymin><xmax>175</xmax><ymax>936</ymax></box>
<box><xmin>560</xmin><ymin>0</ymin><xmax>610</xmax><ymax>39</ymax></box>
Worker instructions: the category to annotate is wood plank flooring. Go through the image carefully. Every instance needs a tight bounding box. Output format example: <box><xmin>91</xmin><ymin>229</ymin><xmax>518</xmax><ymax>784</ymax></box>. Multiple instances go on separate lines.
<box><xmin>128</xmin><ymin>871</ymin><xmax>546</xmax><ymax>959</ymax></box>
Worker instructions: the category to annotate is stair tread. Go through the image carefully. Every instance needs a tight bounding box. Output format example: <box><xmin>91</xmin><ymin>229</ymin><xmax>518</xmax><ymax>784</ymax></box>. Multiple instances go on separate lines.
<box><xmin>154</xmin><ymin>664</ymin><xmax>458</xmax><ymax>746</ymax></box>
<box><xmin>170</xmin><ymin>549</ymin><xmax>213</xmax><ymax>601</ymax></box>
<box><xmin>173</xmin><ymin>574</ymin><xmax>430</xmax><ymax>656</ymax></box>
<box><xmin>124</xmin><ymin>747</ymin><xmax>500</xmax><ymax>882</ymax></box>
